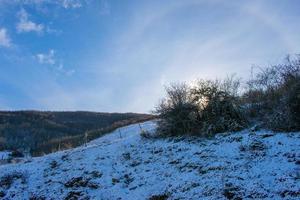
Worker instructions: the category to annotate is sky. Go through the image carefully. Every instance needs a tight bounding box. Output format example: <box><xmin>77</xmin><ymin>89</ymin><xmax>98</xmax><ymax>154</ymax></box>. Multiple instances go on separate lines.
<box><xmin>0</xmin><ymin>0</ymin><xmax>300</xmax><ymax>113</ymax></box>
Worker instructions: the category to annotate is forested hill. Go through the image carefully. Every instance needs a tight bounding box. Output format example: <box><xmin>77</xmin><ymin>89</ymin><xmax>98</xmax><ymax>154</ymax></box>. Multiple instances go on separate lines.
<box><xmin>0</xmin><ymin>111</ymin><xmax>154</xmax><ymax>156</ymax></box>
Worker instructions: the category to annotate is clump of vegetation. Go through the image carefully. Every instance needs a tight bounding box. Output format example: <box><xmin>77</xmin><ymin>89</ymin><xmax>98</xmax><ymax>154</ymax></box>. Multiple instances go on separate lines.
<box><xmin>64</xmin><ymin>177</ymin><xmax>89</xmax><ymax>188</ymax></box>
<box><xmin>155</xmin><ymin>83</ymin><xmax>199</xmax><ymax>136</ymax></box>
<box><xmin>244</xmin><ymin>55</ymin><xmax>300</xmax><ymax>131</ymax></box>
<box><xmin>64</xmin><ymin>191</ymin><xmax>85</xmax><ymax>200</ymax></box>
<box><xmin>140</xmin><ymin>129</ymin><xmax>153</xmax><ymax>138</ymax></box>
<box><xmin>49</xmin><ymin>160</ymin><xmax>59</xmax><ymax>169</ymax></box>
<box><xmin>0</xmin><ymin>191</ymin><xmax>5</xmax><ymax>198</ymax></box>
<box><xmin>122</xmin><ymin>152</ymin><xmax>131</xmax><ymax>160</ymax></box>
<box><xmin>148</xmin><ymin>193</ymin><xmax>169</xmax><ymax>200</ymax></box>
<box><xmin>9</xmin><ymin>150</ymin><xmax>24</xmax><ymax>158</ymax></box>
<box><xmin>139</xmin><ymin>123</ymin><xmax>154</xmax><ymax>139</ymax></box>
<box><xmin>89</xmin><ymin>170</ymin><xmax>102</xmax><ymax>178</ymax></box>
<box><xmin>155</xmin><ymin>55</ymin><xmax>300</xmax><ymax>136</ymax></box>
<box><xmin>29</xmin><ymin>194</ymin><xmax>46</xmax><ymax>200</ymax></box>
<box><xmin>155</xmin><ymin>76</ymin><xmax>247</xmax><ymax>137</ymax></box>
<box><xmin>222</xmin><ymin>183</ymin><xmax>243</xmax><ymax>200</ymax></box>
<box><xmin>239</xmin><ymin>139</ymin><xmax>267</xmax><ymax>157</ymax></box>
<box><xmin>191</xmin><ymin>76</ymin><xmax>247</xmax><ymax>136</ymax></box>
<box><xmin>0</xmin><ymin>171</ymin><xmax>26</xmax><ymax>189</ymax></box>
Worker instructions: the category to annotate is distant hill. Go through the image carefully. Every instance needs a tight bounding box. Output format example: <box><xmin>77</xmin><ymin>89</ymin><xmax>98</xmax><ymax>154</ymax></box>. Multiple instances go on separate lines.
<box><xmin>0</xmin><ymin>111</ymin><xmax>154</xmax><ymax>156</ymax></box>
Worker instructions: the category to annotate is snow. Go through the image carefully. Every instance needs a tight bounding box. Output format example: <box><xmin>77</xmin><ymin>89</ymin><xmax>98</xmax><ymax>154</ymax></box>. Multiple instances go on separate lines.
<box><xmin>0</xmin><ymin>121</ymin><xmax>299</xmax><ymax>199</ymax></box>
<box><xmin>0</xmin><ymin>151</ymin><xmax>10</xmax><ymax>160</ymax></box>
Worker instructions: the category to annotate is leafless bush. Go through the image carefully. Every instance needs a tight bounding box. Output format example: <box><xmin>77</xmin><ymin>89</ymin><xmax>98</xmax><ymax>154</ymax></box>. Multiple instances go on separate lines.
<box><xmin>244</xmin><ymin>55</ymin><xmax>300</xmax><ymax>131</ymax></box>
<box><xmin>155</xmin><ymin>83</ymin><xmax>199</xmax><ymax>136</ymax></box>
<box><xmin>191</xmin><ymin>76</ymin><xmax>246</xmax><ymax>136</ymax></box>
<box><xmin>155</xmin><ymin>76</ymin><xmax>247</xmax><ymax>137</ymax></box>
<box><xmin>139</xmin><ymin>123</ymin><xmax>155</xmax><ymax>138</ymax></box>
<box><xmin>140</xmin><ymin>129</ymin><xmax>153</xmax><ymax>139</ymax></box>
<box><xmin>156</xmin><ymin>55</ymin><xmax>300</xmax><ymax>136</ymax></box>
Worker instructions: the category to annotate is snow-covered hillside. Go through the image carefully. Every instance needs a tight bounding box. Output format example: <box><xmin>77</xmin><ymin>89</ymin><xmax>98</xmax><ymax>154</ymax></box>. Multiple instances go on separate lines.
<box><xmin>0</xmin><ymin>121</ymin><xmax>299</xmax><ymax>200</ymax></box>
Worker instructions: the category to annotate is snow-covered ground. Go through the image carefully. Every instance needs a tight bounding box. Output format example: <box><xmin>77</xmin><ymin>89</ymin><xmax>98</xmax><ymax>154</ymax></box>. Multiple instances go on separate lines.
<box><xmin>0</xmin><ymin>151</ymin><xmax>10</xmax><ymax>160</ymax></box>
<box><xmin>0</xmin><ymin>121</ymin><xmax>299</xmax><ymax>200</ymax></box>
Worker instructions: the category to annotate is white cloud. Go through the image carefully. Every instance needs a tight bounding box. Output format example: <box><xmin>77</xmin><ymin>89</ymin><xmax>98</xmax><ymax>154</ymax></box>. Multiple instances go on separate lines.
<box><xmin>1</xmin><ymin>0</ymin><xmax>83</xmax><ymax>9</ymax></box>
<box><xmin>16</xmin><ymin>9</ymin><xmax>44</xmax><ymax>33</ymax></box>
<box><xmin>36</xmin><ymin>49</ymin><xmax>75</xmax><ymax>76</ymax></box>
<box><xmin>61</xmin><ymin>0</ymin><xmax>82</xmax><ymax>9</ymax></box>
<box><xmin>46</xmin><ymin>26</ymin><xmax>62</xmax><ymax>35</ymax></box>
<box><xmin>56</xmin><ymin>63</ymin><xmax>75</xmax><ymax>76</ymax></box>
<box><xmin>0</xmin><ymin>28</ymin><xmax>11</xmax><ymax>47</ymax></box>
<box><xmin>36</xmin><ymin>49</ymin><xmax>55</xmax><ymax>64</ymax></box>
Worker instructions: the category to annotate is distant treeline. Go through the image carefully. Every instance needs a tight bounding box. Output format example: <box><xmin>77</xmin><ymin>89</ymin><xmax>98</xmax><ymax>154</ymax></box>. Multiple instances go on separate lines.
<box><xmin>0</xmin><ymin>111</ymin><xmax>155</xmax><ymax>156</ymax></box>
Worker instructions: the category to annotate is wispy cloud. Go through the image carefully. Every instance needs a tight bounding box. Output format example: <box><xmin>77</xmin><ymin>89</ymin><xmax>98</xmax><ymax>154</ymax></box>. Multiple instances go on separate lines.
<box><xmin>36</xmin><ymin>49</ymin><xmax>55</xmax><ymax>64</ymax></box>
<box><xmin>56</xmin><ymin>63</ymin><xmax>75</xmax><ymax>76</ymax></box>
<box><xmin>16</xmin><ymin>8</ymin><xmax>44</xmax><ymax>34</ymax></box>
<box><xmin>61</xmin><ymin>0</ymin><xmax>82</xmax><ymax>9</ymax></box>
<box><xmin>36</xmin><ymin>49</ymin><xmax>75</xmax><ymax>76</ymax></box>
<box><xmin>0</xmin><ymin>0</ymin><xmax>84</xmax><ymax>9</ymax></box>
<box><xmin>0</xmin><ymin>28</ymin><xmax>11</xmax><ymax>47</ymax></box>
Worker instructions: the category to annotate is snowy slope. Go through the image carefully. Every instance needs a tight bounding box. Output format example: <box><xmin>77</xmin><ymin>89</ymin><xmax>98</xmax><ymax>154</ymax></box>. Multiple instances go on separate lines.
<box><xmin>0</xmin><ymin>121</ymin><xmax>299</xmax><ymax>200</ymax></box>
<box><xmin>0</xmin><ymin>152</ymin><xmax>10</xmax><ymax>160</ymax></box>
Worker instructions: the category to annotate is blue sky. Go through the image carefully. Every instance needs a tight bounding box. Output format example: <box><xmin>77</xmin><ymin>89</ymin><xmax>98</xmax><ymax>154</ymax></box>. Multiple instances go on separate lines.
<box><xmin>0</xmin><ymin>0</ymin><xmax>299</xmax><ymax>113</ymax></box>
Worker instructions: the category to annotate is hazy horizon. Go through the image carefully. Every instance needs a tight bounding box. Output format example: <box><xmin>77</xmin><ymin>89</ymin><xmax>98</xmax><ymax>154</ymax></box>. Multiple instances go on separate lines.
<box><xmin>1</xmin><ymin>0</ymin><xmax>300</xmax><ymax>113</ymax></box>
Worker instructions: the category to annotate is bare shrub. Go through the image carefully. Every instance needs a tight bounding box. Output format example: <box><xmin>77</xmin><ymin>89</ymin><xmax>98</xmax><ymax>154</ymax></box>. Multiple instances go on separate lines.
<box><xmin>9</xmin><ymin>150</ymin><xmax>24</xmax><ymax>158</ymax></box>
<box><xmin>155</xmin><ymin>76</ymin><xmax>247</xmax><ymax>136</ymax></box>
<box><xmin>139</xmin><ymin>123</ymin><xmax>154</xmax><ymax>138</ymax></box>
<box><xmin>155</xmin><ymin>55</ymin><xmax>300</xmax><ymax>135</ymax></box>
<box><xmin>155</xmin><ymin>83</ymin><xmax>199</xmax><ymax>136</ymax></box>
<box><xmin>287</xmin><ymin>80</ymin><xmax>300</xmax><ymax>126</ymax></box>
<box><xmin>244</xmin><ymin>55</ymin><xmax>300</xmax><ymax>131</ymax></box>
<box><xmin>191</xmin><ymin>76</ymin><xmax>247</xmax><ymax>136</ymax></box>
<box><xmin>140</xmin><ymin>130</ymin><xmax>153</xmax><ymax>139</ymax></box>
